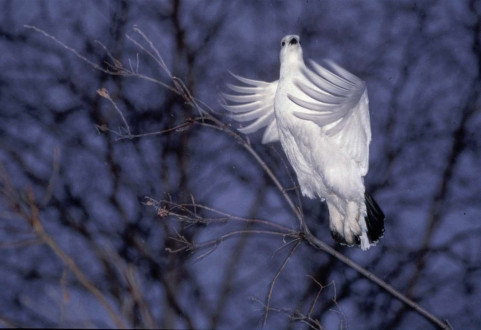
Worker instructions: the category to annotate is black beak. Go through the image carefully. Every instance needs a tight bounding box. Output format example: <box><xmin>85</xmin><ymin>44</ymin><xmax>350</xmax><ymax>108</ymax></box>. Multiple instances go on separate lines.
<box><xmin>289</xmin><ymin>38</ymin><xmax>298</xmax><ymax>45</ymax></box>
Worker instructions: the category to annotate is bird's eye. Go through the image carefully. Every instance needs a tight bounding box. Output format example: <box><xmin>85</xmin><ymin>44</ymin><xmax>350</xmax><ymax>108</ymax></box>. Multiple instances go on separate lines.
<box><xmin>281</xmin><ymin>41</ymin><xmax>285</xmax><ymax>47</ymax></box>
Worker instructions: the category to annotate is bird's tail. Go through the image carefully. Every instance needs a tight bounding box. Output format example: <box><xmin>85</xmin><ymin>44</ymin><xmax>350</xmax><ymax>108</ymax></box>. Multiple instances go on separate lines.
<box><xmin>328</xmin><ymin>193</ymin><xmax>385</xmax><ymax>250</ymax></box>
<box><xmin>363</xmin><ymin>192</ymin><xmax>385</xmax><ymax>244</ymax></box>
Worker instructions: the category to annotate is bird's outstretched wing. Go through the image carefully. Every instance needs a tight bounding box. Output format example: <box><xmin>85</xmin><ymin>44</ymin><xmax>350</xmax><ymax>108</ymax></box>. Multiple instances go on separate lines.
<box><xmin>288</xmin><ymin>59</ymin><xmax>371</xmax><ymax>175</ymax></box>
<box><xmin>221</xmin><ymin>73</ymin><xmax>279</xmax><ymax>144</ymax></box>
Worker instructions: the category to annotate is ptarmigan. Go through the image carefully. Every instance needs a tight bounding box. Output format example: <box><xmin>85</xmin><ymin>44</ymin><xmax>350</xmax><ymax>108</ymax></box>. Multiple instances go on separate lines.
<box><xmin>222</xmin><ymin>35</ymin><xmax>385</xmax><ymax>250</ymax></box>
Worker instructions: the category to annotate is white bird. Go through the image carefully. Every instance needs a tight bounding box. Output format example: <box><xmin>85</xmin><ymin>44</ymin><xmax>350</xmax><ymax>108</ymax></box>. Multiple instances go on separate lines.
<box><xmin>222</xmin><ymin>35</ymin><xmax>385</xmax><ymax>250</ymax></box>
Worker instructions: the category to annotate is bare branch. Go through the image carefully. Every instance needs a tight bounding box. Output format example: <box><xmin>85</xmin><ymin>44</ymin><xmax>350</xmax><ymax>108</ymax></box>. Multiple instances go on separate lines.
<box><xmin>263</xmin><ymin>239</ymin><xmax>302</xmax><ymax>326</ymax></box>
<box><xmin>251</xmin><ymin>296</ymin><xmax>323</xmax><ymax>330</ymax></box>
<box><xmin>0</xmin><ymin>166</ymin><xmax>127</xmax><ymax>329</ymax></box>
<box><xmin>97</xmin><ymin>88</ymin><xmax>131</xmax><ymax>136</ymax></box>
<box><xmin>302</xmin><ymin>231</ymin><xmax>451</xmax><ymax>329</ymax></box>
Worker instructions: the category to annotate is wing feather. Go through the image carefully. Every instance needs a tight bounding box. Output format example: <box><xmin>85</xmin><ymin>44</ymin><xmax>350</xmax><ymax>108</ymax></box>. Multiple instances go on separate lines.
<box><xmin>262</xmin><ymin>120</ymin><xmax>279</xmax><ymax>144</ymax></box>
<box><xmin>226</xmin><ymin>83</ymin><xmax>260</xmax><ymax>94</ymax></box>
<box><xmin>222</xmin><ymin>102</ymin><xmax>261</xmax><ymax>114</ymax></box>
<box><xmin>238</xmin><ymin>112</ymin><xmax>275</xmax><ymax>134</ymax></box>
<box><xmin>288</xmin><ymin>59</ymin><xmax>371</xmax><ymax>174</ymax></box>
<box><xmin>228</xmin><ymin>72</ymin><xmax>271</xmax><ymax>87</ymax></box>
<box><xmin>221</xmin><ymin>73</ymin><xmax>279</xmax><ymax>144</ymax></box>
<box><xmin>231</xmin><ymin>105</ymin><xmax>272</xmax><ymax>122</ymax></box>
<box><xmin>296</xmin><ymin>81</ymin><xmax>347</xmax><ymax>105</ymax></box>
<box><xmin>221</xmin><ymin>93</ymin><xmax>264</xmax><ymax>103</ymax></box>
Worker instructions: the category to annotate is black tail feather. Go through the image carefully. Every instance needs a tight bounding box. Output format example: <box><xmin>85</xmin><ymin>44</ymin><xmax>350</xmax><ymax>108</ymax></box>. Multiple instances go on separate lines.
<box><xmin>364</xmin><ymin>192</ymin><xmax>385</xmax><ymax>243</ymax></box>
<box><xmin>331</xmin><ymin>230</ymin><xmax>348</xmax><ymax>245</ymax></box>
<box><xmin>330</xmin><ymin>230</ymin><xmax>361</xmax><ymax>246</ymax></box>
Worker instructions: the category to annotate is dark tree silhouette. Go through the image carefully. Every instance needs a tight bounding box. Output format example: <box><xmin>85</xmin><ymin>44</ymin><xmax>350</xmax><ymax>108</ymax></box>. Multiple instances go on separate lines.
<box><xmin>0</xmin><ymin>1</ymin><xmax>479</xmax><ymax>329</ymax></box>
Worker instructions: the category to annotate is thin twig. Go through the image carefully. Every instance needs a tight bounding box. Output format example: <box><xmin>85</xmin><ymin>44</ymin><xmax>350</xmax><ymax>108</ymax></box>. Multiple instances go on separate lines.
<box><xmin>25</xmin><ymin>189</ymin><xmax>127</xmax><ymax>329</ymax></box>
<box><xmin>302</xmin><ymin>230</ymin><xmax>451</xmax><ymax>329</ymax></box>
<box><xmin>194</xmin><ymin>114</ymin><xmax>305</xmax><ymax>227</ymax></box>
<box><xmin>24</xmin><ymin>25</ymin><xmax>177</xmax><ymax>93</ymax></box>
<box><xmin>306</xmin><ymin>275</ymin><xmax>324</xmax><ymax>318</ymax></box>
<box><xmin>252</xmin><ymin>295</ymin><xmax>323</xmax><ymax>330</ymax></box>
<box><xmin>97</xmin><ymin>88</ymin><xmax>131</xmax><ymax>136</ymax></box>
<box><xmin>192</xmin><ymin>229</ymin><xmax>295</xmax><ymax>252</ymax></box>
<box><xmin>263</xmin><ymin>239</ymin><xmax>302</xmax><ymax>326</ymax></box>
<box><xmin>106</xmin><ymin>249</ymin><xmax>156</xmax><ymax>330</ymax></box>
<box><xmin>24</xmin><ymin>25</ymin><xmax>110</xmax><ymax>73</ymax></box>
<box><xmin>145</xmin><ymin>197</ymin><xmax>292</xmax><ymax>232</ymax></box>
<box><xmin>41</xmin><ymin>146</ymin><xmax>60</xmax><ymax>206</ymax></box>
<box><xmin>0</xmin><ymin>162</ymin><xmax>126</xmax><ymax>328</ymax></box>
<box><xmin>129</xmin><ymin>27</ymin><xmax>172</xmax><ymax>77</ymax></box>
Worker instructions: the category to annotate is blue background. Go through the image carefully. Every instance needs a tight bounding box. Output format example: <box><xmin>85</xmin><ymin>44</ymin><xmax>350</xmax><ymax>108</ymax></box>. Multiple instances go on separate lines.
<box><xmin>0</xmin><ymin>1</ymin><xmax>480</xmax><ymax>328</ymax></box>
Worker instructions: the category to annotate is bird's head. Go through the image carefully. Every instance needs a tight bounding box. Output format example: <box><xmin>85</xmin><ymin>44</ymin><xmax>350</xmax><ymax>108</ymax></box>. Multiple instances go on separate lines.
<box><xmin>279</xmin><ymin>35</ymin><xmax>303</xmax><ymax>74</ymax></box>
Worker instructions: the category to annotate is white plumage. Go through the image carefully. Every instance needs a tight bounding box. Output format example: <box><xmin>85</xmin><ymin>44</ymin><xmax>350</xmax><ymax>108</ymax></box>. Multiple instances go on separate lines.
<box><xmin>222</xmin><ymin>35</ymin><xmax>384</xmax><ymax>250</ymax></box>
